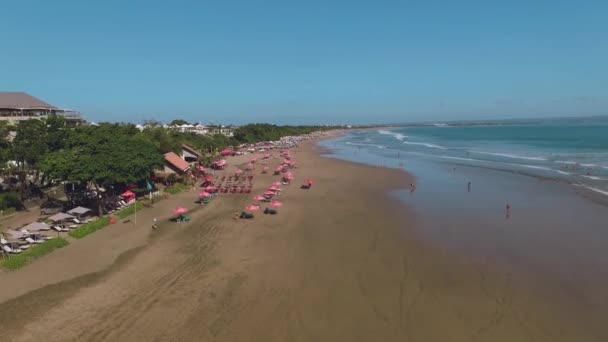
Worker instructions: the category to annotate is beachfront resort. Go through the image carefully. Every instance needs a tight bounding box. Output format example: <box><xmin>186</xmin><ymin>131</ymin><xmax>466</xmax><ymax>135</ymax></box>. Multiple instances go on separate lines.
<box><xmin>0</xmin><ymin>114</ymin><xmax>329</xmax><ymax>269</ymax></box>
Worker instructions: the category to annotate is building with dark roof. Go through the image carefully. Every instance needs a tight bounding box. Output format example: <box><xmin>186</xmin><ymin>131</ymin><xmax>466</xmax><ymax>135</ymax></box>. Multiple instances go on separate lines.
<box><xmin>0</xmin><ymin>92</ymin><xmax>84</xmax><ymax>124</ymax></box>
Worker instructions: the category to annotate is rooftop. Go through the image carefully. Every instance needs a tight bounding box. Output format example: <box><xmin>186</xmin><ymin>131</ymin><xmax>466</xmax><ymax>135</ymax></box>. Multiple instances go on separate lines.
<box><xmin>0</xmin><ymin>92</ymin><xmax>57</xmax><ymax>109</ymax></box>
<box><xmin>164</xmin><ymin>152</ymin><xmax>191</xmax><ymax>172</ymax></box>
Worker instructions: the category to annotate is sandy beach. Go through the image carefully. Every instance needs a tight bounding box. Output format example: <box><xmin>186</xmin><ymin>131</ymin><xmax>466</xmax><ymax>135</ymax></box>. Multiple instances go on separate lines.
<box><xmin>0</xmin><ymin>135</ymin><xmax>605</xmax><ymax>341</ymax></box>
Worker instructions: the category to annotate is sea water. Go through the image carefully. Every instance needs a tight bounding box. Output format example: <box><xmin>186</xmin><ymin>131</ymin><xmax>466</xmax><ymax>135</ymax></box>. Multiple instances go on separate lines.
<box><xmin>324</xmin><ymin>117</ymin><xmax>608</xmax><ymax>196</ymax></box>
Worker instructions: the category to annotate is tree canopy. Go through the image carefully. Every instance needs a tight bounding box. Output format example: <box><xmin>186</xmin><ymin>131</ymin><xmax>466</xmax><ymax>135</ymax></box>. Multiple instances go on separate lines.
<box><xmin>169</xmin><ymin>119</ymin><xmax>189</xmax><ymax>126</ymax></box>
<box><xmin>41</xmin><ymin>124</ymin><xmax>164</xmax><ymax>186</ymax></box>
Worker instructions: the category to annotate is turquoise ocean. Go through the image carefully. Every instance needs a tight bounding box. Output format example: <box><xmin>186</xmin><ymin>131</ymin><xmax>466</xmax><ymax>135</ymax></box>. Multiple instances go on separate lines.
<box><xmin>326</xmin><ymin>117</ymin><xmax>608</xmax><ymax>196</ymax></box>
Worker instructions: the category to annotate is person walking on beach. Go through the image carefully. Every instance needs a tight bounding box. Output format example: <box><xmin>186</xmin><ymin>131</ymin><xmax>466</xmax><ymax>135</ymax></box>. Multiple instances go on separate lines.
<box><xmin>409</xmin><ymin>183</ymin><xmax>416</xmax><ymax>194</ymax></box>
<box><xmin>505</xmin><ymin>203</ymin><xmax>511</xmax><ymax>219</ymax></box>
<box><xmin>152</xmin><ymin>217</ymin><xmax>158</xmax><ymax>229</ymax></box>
<box><xmin>467</xmin><ymin>181</ymin><xmax>471</xmax><ymax>192</ymax></box>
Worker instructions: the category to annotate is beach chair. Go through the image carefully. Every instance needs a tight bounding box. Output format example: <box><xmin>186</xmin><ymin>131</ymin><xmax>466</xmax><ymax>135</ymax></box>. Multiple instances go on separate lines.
<box><xmin>264</xmin><ymin>208</ymin><xmax>277</xmax><ymax>215</ymax></box>
<box><xmin>240</xmin><ymin>211</ymin><xmax>254</xmax><ymax>219</ymax></box>
<box><xmin>53</xmin><ymin>226</ymin><xmax>69</xmax><ymax>232</ymax></box>
<box><xmin>26</xmin><ymin>237</ymin><xmax>44</xmax><ymax>244</ymax></box>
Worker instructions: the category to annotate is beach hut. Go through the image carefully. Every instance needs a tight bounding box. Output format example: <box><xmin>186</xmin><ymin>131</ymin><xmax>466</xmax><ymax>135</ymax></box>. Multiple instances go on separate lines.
<box><xmin>67</xmin><ymin>206</ymin><xmax>92</xmax><ymax>217</ymax></box>
<box><xmin>21</xmin><ymin>221</ymin><xmax>51</xmax><ymax>232</ymax></box>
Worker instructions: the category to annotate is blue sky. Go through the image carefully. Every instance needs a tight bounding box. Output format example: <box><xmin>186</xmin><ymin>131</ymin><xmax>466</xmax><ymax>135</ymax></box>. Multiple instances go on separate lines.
<box><xmin>1</xmin><ymin>0</ymin><xmax>607</xmax><ymax>124</ymax></box>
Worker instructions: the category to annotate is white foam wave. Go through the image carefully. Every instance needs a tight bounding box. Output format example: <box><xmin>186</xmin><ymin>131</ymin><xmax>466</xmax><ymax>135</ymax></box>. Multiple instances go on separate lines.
<box><xmin>402</xmin><ymin>141</ymin><xmax>446</xmax><ymax>149</ymax></box>
<box><xmin>408</xmin><ymin>151</ymin><xmax>571</xmax><ymax>175</ymax></box>
<box><xmin>581</xmin><ymin>175</ymin><xmax>608</xmax><ymax>181</ymax></box>
<box><xmin>519</xmin><ymin>164</ymin><xmax>571</xmax><ymax>175</ymax></box>
<box><xmin>473</xmin><ymin>151</ymin><xmax>547</xmax><ymax>161</ymax></box>
<box><xmin>555</xmin><ymin>160</ymin><xmax>578</xmax><ymax>165</ymax></box>
<box><xmin>377</xmin><ymin>130</ymin><xmax>407</xmax><ymax>141</ymax></box>
<box><xmin>574</xmin><ymin>184</ymin><xmax>608</xmax><ymax>197</ymax></box>
<box><xmin>346</xmin><ymin>142</ymin><xmax>385</xmax><ymax>149</ymax></box>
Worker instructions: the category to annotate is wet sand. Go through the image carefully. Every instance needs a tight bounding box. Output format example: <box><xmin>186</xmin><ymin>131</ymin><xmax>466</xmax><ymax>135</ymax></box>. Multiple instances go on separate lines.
<box><xmin>0</xmin><ymin>137</ymin><xmax>605</xmax><ymax>341</ymax></box>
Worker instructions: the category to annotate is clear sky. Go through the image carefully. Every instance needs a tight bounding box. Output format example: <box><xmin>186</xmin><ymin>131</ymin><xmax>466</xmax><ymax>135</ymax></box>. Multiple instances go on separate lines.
<box><xmin>1</xmin><ymin>0</ymin><xmax>607</xmax><ymax>125</ymax></box>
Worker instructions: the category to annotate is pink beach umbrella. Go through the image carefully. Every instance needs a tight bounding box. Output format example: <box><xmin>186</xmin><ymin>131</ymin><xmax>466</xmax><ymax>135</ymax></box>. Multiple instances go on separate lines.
<box><xmin>250</xmin><ymin>157</ymin><xmax>257</xmax><ymax>163</ymax></box>
<box><xmin>174</xmin><ymin>206</ymin><xmax>188</xmax><ymax>214</ymax></box>
<box><xmin>199</xmin><ymin>191</ymin><xmax>211</xmax><ymax>198</ymax></box>
<box><xmin>204</xmin><ymin>186</ymin><xmax>217</xmax><ymax>192</ymax></box>
<box><xmin>270</xmin><ymin>200</ymin><xmax>283</xmax><ymax>207</ymax></box>
<box><xmin>253</xmin><ymin>195</ymin><xmax>265</xmax><ymax>201</ymax></box>
<box><xmin>245</xmin><ymin>204</ymin><xmax>260</xmax><ymax>211</ymax></box>
<box><xmin>235</xmin><ymin>169</ymin><xmax>244</xmax><ymax>175</ymax></box>
<box><xmin>263</xmin><ymin>166</ymin><xmax>270</xmax><ymax>171</ymax></box>
<box><xmin>272</xmin><ymin>181</ymin><xmax>282</xmax><ymax>186</ymax></box>
<box><xmin>268</xmin><ymin>186</ymin><xmax>278</xmax><ymax>191</ymax></box>
<box><xmin>246</xmin><ymin>163</ymin><xmax>254</xmax><ymax>170</ymax></box>
<box><xmin>263</xmin><ymin>191</ymin><xmax>275</xmax><ymax>196</ymax></box>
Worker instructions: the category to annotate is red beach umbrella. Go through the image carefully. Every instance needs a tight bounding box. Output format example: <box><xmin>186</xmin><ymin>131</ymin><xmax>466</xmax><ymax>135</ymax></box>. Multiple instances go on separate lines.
<box><xmin>263</xmin><ymin>191</ymin><xmax>275</xmax><ymax>196</ymax></box>
<box><xmin>270</xmin><ymin>200</ymin><xmax>283</xmax><ymax>207</ymax></box>
<box><xmin>174</xmin><ymin>206</ymin><xmax>188</xmax><ymax>214</ymax></box>
<box><xmin>121</xmin><ymin>190</ymin><xmax>135</xmax><ymax>198</ymax></box>
<box><xmin>272</xmin><ymin>181</ymin><xmax>282</xmax><ymax>186</ymax></box>
<box><xmin>253</xmin><ymin>195</ymin><xmax>265</xmax><ymax>201</ymax></box>
<box><xmin>245</xmin><ymin>204</ymin><xmax>260</xmax><ymax>211</ymax></box>
<box><xmin>268</xmin><ymin>186</ymin><xmax>278</xmax><ymax>191</ymax></box>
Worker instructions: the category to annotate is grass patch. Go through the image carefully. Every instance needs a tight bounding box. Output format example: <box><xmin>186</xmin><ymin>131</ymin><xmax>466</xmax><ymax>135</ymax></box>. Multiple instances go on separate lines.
<box><xmin>165</xmin><ymin>183</ymin><xmax>187</xmax><ymax>195</ymax></box>
<box><xmin>115</xmin><ymin>201</ymin><xmax>145</xmax><ymax>219</ymax></box>
<box><xmin>0</xmin><ymin>207</ymin><xmax>16</xmax><ymax>217</ymax></box>
<box><xmin>68</xmin><ymin>216</ymin><xmax>110</xmax><ymax>239</ymax></box>
<box><xmin>1</xmin><ymin>238</ymin><xmax>69</xmax><ymax>270</ymax></box>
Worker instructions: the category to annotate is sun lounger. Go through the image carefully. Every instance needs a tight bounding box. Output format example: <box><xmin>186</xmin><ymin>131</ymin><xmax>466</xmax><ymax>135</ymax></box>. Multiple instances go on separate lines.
<box><xmin>240</xmin><ymin>211</ymin><xmax>254</xmax><ymax>219</ymax></box>
<box><xmin>26</xmin><ymin>237</ymin><xmax>44</xmax><ymax>244</ymax></box>
<box><xmin>3</xmin><ymin>244</ymin><xmax>22</xmax><ymax>254</ymax></box>
<box><xmin>264</xmin><ymin>208</ymin><xmax>277</xmax><ymax>215</ymax></box>
<box><xmin>53</xmin><ymin>226</ymin><xmax>69</xmax><ymax>232</ymax></box>
<box><xmin>73</xmin><ymin>218</ymin><xmax>82</xmax><ymax>224</ymax></box>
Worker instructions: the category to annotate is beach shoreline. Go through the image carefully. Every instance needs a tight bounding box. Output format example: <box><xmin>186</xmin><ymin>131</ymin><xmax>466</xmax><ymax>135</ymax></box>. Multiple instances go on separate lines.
<box><xmin>0</xmin><ymin>133</ymin><xmax>605</xmax><ymax>341</ymax></box>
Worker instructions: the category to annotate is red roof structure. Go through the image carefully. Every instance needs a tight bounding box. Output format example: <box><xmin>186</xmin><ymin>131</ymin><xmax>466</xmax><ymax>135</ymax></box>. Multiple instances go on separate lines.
<box><xmin>164</xmin><ymin>152</ymin><xmax>191</xmax><ymax>174</ymax></box>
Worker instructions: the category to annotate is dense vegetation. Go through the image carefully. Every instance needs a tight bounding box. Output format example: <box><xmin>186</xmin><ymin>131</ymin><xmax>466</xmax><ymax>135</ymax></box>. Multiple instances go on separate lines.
<box><xmin>0</xmin><ymin>116</ymin><xmax>333</xmax><ymax>212</ymax></box>
<box><xmin>233</xmin><ymin>124</ymin><xmax>326</xmax><ymax>144</ymax></box>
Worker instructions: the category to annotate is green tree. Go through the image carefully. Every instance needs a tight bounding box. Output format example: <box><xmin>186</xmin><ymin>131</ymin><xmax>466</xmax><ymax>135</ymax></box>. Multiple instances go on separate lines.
<box><xmin>41</xmin><ymin>124</ymin><xmax>164</xmax><ymax>213</ymax></box>
<box><xmin>12</xmin><ymin>119</ymin><xmax>48</xmax><ymax>170</ymax></box>
<box><xmin>0</xmin><ymin>121</ymin><xmax>12</xmax><ymax>167</ymax></box>
<box><xmin>169</xmin><ymin>119</ymin><xmax>189</xmax><ymax>126</ymax></box>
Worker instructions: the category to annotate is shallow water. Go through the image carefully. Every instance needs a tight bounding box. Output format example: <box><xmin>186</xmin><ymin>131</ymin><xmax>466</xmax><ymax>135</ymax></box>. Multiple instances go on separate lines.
<box><xmin>320</xmin><ymin>129</ymin><xmax>608</xmax><ymax>330</ymax></box>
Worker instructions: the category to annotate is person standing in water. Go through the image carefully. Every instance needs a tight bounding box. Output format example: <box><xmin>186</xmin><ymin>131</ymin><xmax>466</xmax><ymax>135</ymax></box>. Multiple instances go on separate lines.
<box><xmin>505</xmin><ymin>203</ymin><xmax>511</xmax><ymax>219</ymax></box>
<box><xmin>467</xmin><ymin>181</ymin><xmax>471</xmax><ymax>192</ymax></box>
